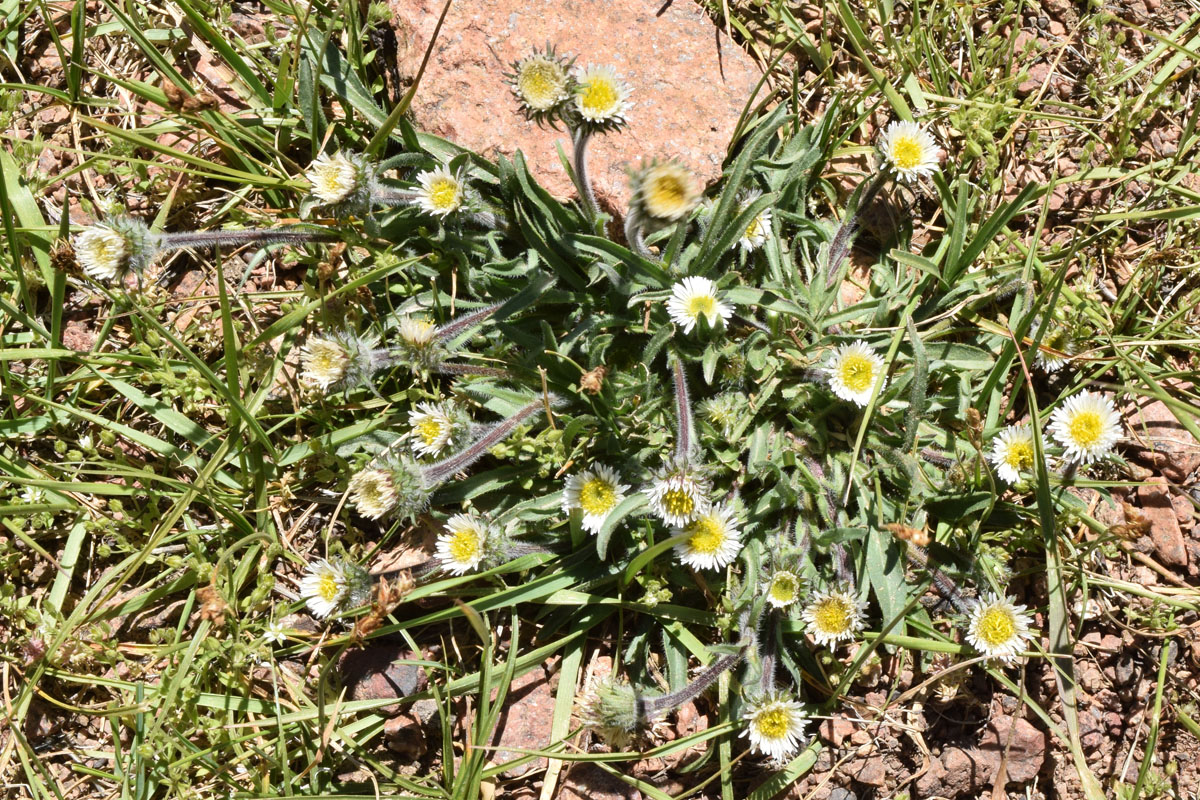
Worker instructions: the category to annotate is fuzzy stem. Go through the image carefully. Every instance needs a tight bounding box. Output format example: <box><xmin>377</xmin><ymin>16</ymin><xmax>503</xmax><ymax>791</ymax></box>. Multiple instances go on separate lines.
<box><xmin>759</xmin><ymin>611</ymin><xmax>779</xmax><ymax>696</ymax></box>
<box><xmin>643</xmin><ymin>650</ymin><xmax>744</xmax><ymax>716</ymax></box>
<box><xmin>159</xmin><ymin>227</ymin><xmax>339</xmax><ymax>251</ymax></box>
<box><xmin>573</xmin><ymin>129</ymin><xmax>598</xmax><ymax>220</ymax></box>
<box><xmin>432</xmin><ymin>362</ymin><xmax>513</xmax><ymax>379</ymax></box>
<box><xmin>824</xmin><ymin>170</ymin><xmax>888</xmax><ymax>289</ymax></box>
<box><xmin>905</xmin><ymin>544</ymin><xmax>970</xmax><ymax>614</ymax></box>
<box><xmin>421</xmin><ymin>397</ymin><xmax>548</xmax><ymax>485</ymax></box>
<box><xmin>919</xmin><ymin>448</ymin><xmax>956</xmax><ymax>468</ymax></box>
<box><xmin>466</xmin><ymin>211</ymin><xmax>509</xmax><ymax>231</ymax></box>
<box><xmin>832</xmin><ymin>542</ymin><xmax>853</xmax><ymax>585</ymax></box>
<box><xmin>672</xmin><ymin>357</ymin><xmax>697</xmax><ymax>464</ymax></box>
<box><xmin>434</xmin><ymin>301</ymin><xmax>505</xmax><ymax>342</ymax></box>
<box><xmin>372</xmin><ymin>188</ymin><xmax>420</xmax><ymax>207</ymax></box>
<box><xmin>623</xmin><ymin>212</ymin><xmax>654</xmax><ymax>260</ymax></box>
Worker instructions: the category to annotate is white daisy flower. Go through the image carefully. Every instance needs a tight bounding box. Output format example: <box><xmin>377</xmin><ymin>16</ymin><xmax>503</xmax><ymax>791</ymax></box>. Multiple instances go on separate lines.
<box><xmin>74</xmin><ymin>224</ymin><xmax>130</xmax><ymax>282</ymax></box>
<box><xmin>802</xmin><ymin>584</ymin><xmax>868</xmax><ymax>647</ymax></box>
<box><xmin>672</xmin><ymin>504</ymin><xmax>742</xmax><ymax>570</ymax></box>
<box><xmin>562</xmin><ymin>464</ymin><xmax>630</xmax><ymax>534</ymax></box>
<box><xmin>825</xmin><ymin>340</ymin><xmax>887</xmax><ymax>406</ymax></box>
<box><xmin>633</xmin><ymin>161</ymin><xmax>700</xmax><ymax>223</ymax></box>
<box><xmin>398</xmin><ymin>316</ymin><xmax>437</xmax><ymax>348</ymax></box>
<box><xmin>510</xmin><ymin>48</ymin><xmax>572</xmax><ymax>118</ymax></box>
<box><xmin>300</xmin><ymin>559</ymin><xmax>348</xmax><ymax>619</ymax></box>
<box><xmin>572</xmin><ymin>64</ymin><xmax>631</xmax><ymax>130</ymax></box>
<box><xmin>645</xmin><ymin>463</ymin><xmax>712</xmax><ymax>528</ymax></box>
<box><xmin>1033</xmin><ymin>324</ymin><xmax>1076</xmax><ymax>373</ymax></box>
<box><xmin>737</xmin><ymin>191</ymin><xmax>772</xmax><ymax>253</ymax></box>
<box><xmin>306</xmin><ymin>151</ymin><xmax>362</xmax><ymax>205</ymax></box>
<box><xmin>877</xmin><ymin>120</ymin><xmax>940</xmax><ymax>182</ymax></box>
<box><xmin>765</xmin><ymin>570</ymin><xmax>803</xmax><ymax>608</ymax></box>
<box><xmin>262</xmin><ymin>620</ymin><xmax>289</xmax><ymax>645</ymax></box>
<box><xmin>408</xmin><ymin>402</ymin><xmax>458</xmax><ymax>458</ymax></box>
<box><xmin>741</xmin><ymin>692</ymin><xmax>809</xmax><ymax>763</ymax></box>
<box><xmin>989</xmin><ymin>425</ymin><xmax>1038</xmax><ymax>484</ymax></box>
<box><xmin>436</xmin><ymin>513</ymin><xmax>491</xmax><ymax>575</ymax></box>
<box><xmin>347</xmin><ymin>467</ymin><xmax>399</xmax><ymax>520</ymax></box>
<box><xmin>666</xmin><ymin>276</ymin><xmax>734</xmax><ymax>335</ymax></box>
<box><xmin>300</xmin><ymin>336</ymin><xmax>350</xmax><ymax>391</ymax></box>
<box><xmin>1048</xmin><ymin>390</ymin><xmax>1122</xmax><ymax>464</ymax></box>
<box><xmin>415</xmin><ymin>166</ymin><xmax>466</xmax><ymax>217</ymax></box>
<box><xmin>964</xmin><ymin>593</ymin><xmax>1034</xmax><ymax>662</ymax></box>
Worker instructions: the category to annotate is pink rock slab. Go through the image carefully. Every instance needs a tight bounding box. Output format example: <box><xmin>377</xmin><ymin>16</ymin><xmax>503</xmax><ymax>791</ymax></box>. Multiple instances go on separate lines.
<box><xmin>389</xmin><ymin>0</ymin><xmax>763</xmax><ymax>207</ymax></box>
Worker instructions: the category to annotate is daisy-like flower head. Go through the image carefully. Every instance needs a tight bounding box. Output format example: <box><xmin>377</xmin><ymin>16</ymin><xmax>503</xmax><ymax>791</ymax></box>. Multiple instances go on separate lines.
<box><xmin>765</xmin><ymin>570</ymin><xmax>803</xmax><ymax>608</ymax></box>
<box><xmin>578</xmin><ymin>675</ymin><xmax>647</xmax><ymax>750</ymax></box>
<box><xmin>645</xmin><ymin>459</ymin><xmax>712</xmax><ymax>528</ymax></box>
<box><xmin>989</xmin><ymin>425</ymin><xmax>1038</xmax><ymax>484</ymax></box>
<box><xmin>825</xmin><ymin>340</ymin><xmax>887</xmax><ymax>407</ymax></box>
<box><xmin>737</xmin><ymin>191</ymin><xmax>773</xmax><ymax>253</ymax></box>
<box><xmin>508</xmin><ymin>46</ymin><xmax>573</xmax><ymax>124</ymax></box>
<box><xmin>398</xmin><ymin>316</ymin><xmax>437</xmax><ymax>348</ymax></box>
<box><xmin>1033</xmin><ymin>323</ymin><xmax>1077</xmax><ymax>373</ymax></box>
<box><xmin>306</xmin><ymin>150</ymin><xmax>372</xmax><ymax>207</ymax></box>
<box><xmin>802</xmin><ymin>583</ymin><xmax>868</xmax><ymax>647</ymax></box>
<box><xmin>877</xmin><ymin>120</ymin><xmax>939</xmax><ymax>182</ymax></box>
<box><xmin>965</xmin><ymin>593</ymin><xmax>1034</xmax><ymax>662</ymax></box>
<box><xmin>673</xmin><ymin>504</ymin><xmax>742</xmax><ymax>570</ymax></box>
<box><xmin>408</xmin><ymin>401</ymin><xmax>465</xmax><ymax>458</ymax></box>
<box><xmin>415</xmin><ymin>166</ymin><xmax>467</xmax><ymax>217</ymax></box>
<box><xmin>300</xmin><ymin>330</ymin><xmax>384</xmax><ymax>395</ymax></box>
<box><xmin>436</xmin><ymin>513</ymin><xmax>493</xmax><ymax>575</ymax></box>
<box><xmin>300</xmin><ymin>558</ymin><xmax>348</xmax><ymax>618</ymax></box>
<box><xmin>631</xmin><ymin>161</ymin><xmax>700</xmax><ymax>223</ymax></box>
<box><xmin>741</xmin><ymin>691</ymin><xmax>809</xmax><ymax>763</ymax></box>
<box><xmin>1048</xmin><ymin>390</ymin><xmax>1122</xmax><ymax>465</ymax></box>
<box><xmin>347</xmin><ymin>467</ymin><xmax>400</xmax><ymax>520</ymax></box>
<box><xmin>667</xmin><ymin>276</ymin><xmax>734</xmax><ymax>335</ymax></box>
<box><xmin>563</xmin><ymin>464</ymin><xmax>630</xmax><ymax>534</ymax></box>
<box><xmin>571</xmin><ymin>64</ymin><xmax>632</xmax><ymax>132</ymax></box>
<box><xmin>73</xmin><ymin>217</ymin><xmax>159</xmax><ymax>283</ymax></box>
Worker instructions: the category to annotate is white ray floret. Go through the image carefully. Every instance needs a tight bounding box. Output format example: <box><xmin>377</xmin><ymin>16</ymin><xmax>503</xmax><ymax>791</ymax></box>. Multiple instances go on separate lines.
<box><xmin>672</xmin><ymin>504</ymin><xmax>742</xmax><ymax>570</ymax></box>
<box><xmin>741</xmin><ymin>692</ymin><xmax>809</xmax><ymax>763</ymax></box>
<box><xmin>562</xmin><ymin>464</ymin><xmax>630</xmax><ymax>534</ymax></box>
<box><xmin>1048</xmin><ymin>390</ymin><xmax>1122</xmax><ymax>464</ymax></box>
<box><xmin>825</xmin><ymin>340</ymin><xmax>887</xmax><ymax>406</ymax></box>
<box><xmin>300</xmin><ymin>559</ymin><xmax>348</xmax><ymax>618</ymax></box>
<box><xmin>436</xmin><ymin>513</ymin><xmax>492</xmax><ymax>575</ymax></box>
<box><xmin>988</xmin><ymin>425</ymin><xmax>1038</xmax><ymax>484</ymax></box>
<box><xmin>878</xmin><ymin>120</ymin><xmax>940</xmax><ymax>182</ymax></box>
<box><xmin>667</xmin><ymin>276</ymin><xmax>734</xmax><ymax>335</ymax></box>
<box><xmin>964</xmin><ymin>593</ymin><xmax>1034</xmax><ymax>663</ymax></box>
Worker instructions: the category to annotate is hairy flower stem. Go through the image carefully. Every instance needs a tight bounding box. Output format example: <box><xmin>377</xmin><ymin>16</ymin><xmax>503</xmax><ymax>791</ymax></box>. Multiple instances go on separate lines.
<box><xmin>824</xmin><ymin>170</ymin><xmax>888</xmax><ymax>289</ymax></box>
<box><xmin>434</xmin><ymin>301</ymin><xmax>505</xmax><ymax>342</ymax></box>
<box><xmin>759</xmin><ymin>610</ymin><xmax>780</xmax><ymax>695</ymax></box>
<box><xmin>833</xmin><ymin>542</ymin><xmax>853</xmax><ymax>585</ymax></box>
<box><xmin>433</xmin><ymin>362</ymin><xmax>513</xmax><ymax>379</ymax></box>
<box><xmin>160</xmin><ymin>227</ymin><xmax>339</xmax><ymax>252</ymax></box>
<box><xmin>572</xmin><ymin>129</ymin><xmax>599</xmax><ymax>221</ymax></box>
<box><xmin>919</xmin><ymin>448</ymin><xmax>957</xmax><ymax>468</ymax></box>
<box><xmin>623</xmin><ymin>212</ymin><xmax>654</xmax><ymax>260</ymax></box>
<box><xmin>905</xmin><ymin>544</ymin><xmax>970</xmax><ymax>613</ymax></box>
<box><xmin>641</xmin><ymin>649</ymin><xmax>745</xmax><ymax>717</ymax></box>
<box><xmin>672</xmin><ymin>357</ymin><xmax>697</xmax><ymax>464</ymax></box>
<box><xmin>422</xmin><ymin>397</ymin><xmax>551</xmax><ymax>486</ymax></box>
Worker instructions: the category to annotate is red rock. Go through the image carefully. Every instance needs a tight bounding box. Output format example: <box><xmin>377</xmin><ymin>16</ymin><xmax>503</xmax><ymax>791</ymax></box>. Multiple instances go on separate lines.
<box><xmin>1137</xmin><ymin>477</ymin><xmax>1188</xmax><ymax>567</ymax></box>
<box><xmin>340</xmin><ymin>644</ymin><xmax>427</xmax><ymax>715</ymax></box>
<box><xmin>387</xmin><ymin>0</ymin><xmax>762</xmax><ymax>202</ymax></box>
<box><xmin>850</xmin><ymin>755</ymin><xmax>887</xmax><ymax>786</ymax></box>
<box><xmin>1123</xmin><ymin>387</ymin><xmax>1200</xmax><ymax>483</ymax></box>
<box><xmin>819</xmin><ymin>716</ymin><xmax>857</xmax><ymax>748</ymax></box>
<box><xmin>492</xmin><ymin>663</ymin><xmax>558</xmax><ymax>777</ymax></box>
<box><xmin>559</xmin><ymin>761</ymin><xmax>641</xmax><ymax>800</ymax></box>
<box><xmin>978</xmin><ymin>715</ymin><xmax>1046</xmax><ymax>784</ymax></box>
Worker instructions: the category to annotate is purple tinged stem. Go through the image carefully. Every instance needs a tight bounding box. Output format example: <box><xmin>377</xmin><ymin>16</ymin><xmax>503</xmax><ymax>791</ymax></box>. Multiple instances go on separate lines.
<box><xmin>434</xmin><ymin>302</ymin><xmax>505</xmax><ymax>343</ymax></box>
<box><xmin>672</xmin><ymin>358</ymin><xmax>696</xmax><ymax>464</ymax></box>
<box><xmin>160</xmin><ymin>227</ymin><xmax>339</xmax><ymax>251</ymax></box>
<box><xmin>421</xmin><ymin>397</ymin><xmax>545</xmax><ymax>486</ymax></box>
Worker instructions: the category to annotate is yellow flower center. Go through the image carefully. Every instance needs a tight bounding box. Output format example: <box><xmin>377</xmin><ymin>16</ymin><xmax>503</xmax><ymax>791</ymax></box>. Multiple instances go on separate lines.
<box><xmin>578</xmin><ymin>478</ymin><xmax>617</xmax><ymax>516</ymax></box>
<box><xmin>890</xmin><ymin>135</ymin><xmax>923</xmax><ymax>170</ymax></box>
<box><xmin>402</xmin><ymin>319</ymin><xmax>436</xmax><ymax>345</ymax></box>
<box><xmin>355</xmin><ymin>475</ymin><xmax>392</xmax><ymax>506</ymax></box>
<box><xmin>646</xmin><ymin>175</ymin><xmax>688</xmax><ymax>217</ymax></box>
<box><xmin>812</xmin><ymin>597</ymin><xmax>852</xmax><ymax>634</ymax></box>
<box><xmin>685</xmin><ymin>515</ymin><xmax>725</xmax><ymax>555</ymax></box>
<box><xmin>686</xmin><ymin>294</ymin><xmax>716</xmax><ymax>319</ymax></box>
<box><xmin>1004</xmin><ymin>439</ymin><xmax>1034</xmax><ymax>470</ymax></box>
<box><xmin>449</xmin><ymin>529</ymin><xmax>481</xmax><ymax>564</ymax></box>
<box><xmin>837</xmin><ymin>354</ymin><xmax>876</xmax><ymax>393</ymax></box>
<box><xmin>977</xmin><ymin>607</ymin><xmax>1016</xmax><ymax>647</ymax></box>
<box><xmin>580</xmin><ymin>77</ymin><xmax>618</xmax><ymax>115</ymax></box>
<box><xmin>417</xmin><ymin>417</ymin><xmax>447</xmax><ymax>447</ymax></box>
<box><xmin>518</xmin><ymin>61</ymin><xmax>564</xmax><ymax>108</ymax></box>
<box><xmin>428</xmin><ymin>178</ymin><xmax>460</xmax><ymax>211</ymax></box>
<box><xmin>770</xmin><ymin>573</ymin><xmax>799</xmax><ymax>604</ymax></box>
<box><xmin>754</xmin><ymin>708</ymin><xmax>790</xmax><ymax>739</ymax></box>
<box><xmin>90</xmin><ymin>233</ymin><xmax>126</xmax><ymax>265</ymax></box>
<box><xmin>661</xmin><ymin>487</ymin><xmax>695</xmax><ymax>519</ymax></box>
<box><xmin>306</xmin><ymin>342</ymin><xmax>348</xmax><ymax>382</ymax></box>
<box><xmin>744</xmin><ymin>214</ymin><xmax>763</xmax><ymax>241</ymax></box>
<box><xmin>316</xmin><ymin>572</ymin><xmax>342</xmax><ymax>603</ymax></box>
<box><xmin>1068</xmin><ymin>411</ymin><xmax>1103</xmax><ymax>447</ymax></box>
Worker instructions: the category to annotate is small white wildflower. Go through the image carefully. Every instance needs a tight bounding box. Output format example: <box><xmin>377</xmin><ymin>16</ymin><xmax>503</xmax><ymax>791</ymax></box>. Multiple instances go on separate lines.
<box><xmin>436</xmin><ymin>513</ymin><xmax>492</xmax><ymax>575</ymax></box>
<box><xmin>20</xmin><ymin>486</ymin><xmax>46</xmax><ymax>504</ymax></box>
<box><xmin>645</xmin><ymin>463</ymin><xmax>712</xmax><ymax>528</ymax></box>
<box><xmin>964</xmin><ymin>593</ymin><xmax>1034</xmax><ymax>662</ymax></box>
<box><xmin>666</xmin><ymin>276</ymin><xmax>733</xmax><ymax>335</ymax></box>
<box><xmin>347</xmin><ymin>467</ymin><xmax>399</xmax><ymax>520</ymax></box>
<box><xmin>74</xmin><ymin>224</ymin><xmax>130</xmax><ymax>282</ymax></box>
<box><xmin>262</xmin><ymin>620</ymin><xmax>289</xmax><ymax>645</ymax></box>
<box><xmin>672</xmin><ymin>504</ymin><xmax>742</xmax><ymax>570</ymax></box>
<box><xmin>306</xmin><ymin>151</ymin><xmax>362</xmax><ymax>205</ymax></box>
<box><xmin>398</xmin><ymin>316</ymin><xmax>437</xmax><ymax>348</ymax></box>
<box><xmin>737</xmin><ymin>191</ymin><xmax>772</xmax><ymax>253</ymax></box>
<box><xmin>1048</xmin><ymin>390</ymin><xmax>1122</xmax><ymax>465</ymax></box>
<box><xmin>562</xmin><ymin>464</ymin><xmax>629</xmax><ymax>534</ymax></box>
<box><xmin>825</xmin><ymin>340</ymin><xmax>887</xmax><ymax>407</ymax></box>
<box><xmin>989</xmin><ymin>425</ymin><xmax>1038</xmax><ymax>484</ymax></box>
<box><xmin>572</xmin><ymin>64</ymin><xmax>632</xmax><ymax>130</ymax></box>
<box><xmin>300</xmin><ymin>559</ymin><xmax>348</xmax><ymax>619</ymax></box>
<box><xmin>878</xmin><ymin>120</ymin><xmax>939</xmax><ymax>182</ymax></box>
<box><xmin>634</xmin><ymin>161</ymin><xmax>700</xmax><ymax>222</ymax></box>
<box><xmin>510</xmin><ymin>48</ymin><xmax>572</xmax><ymax>120</ymax></box>
<box><xmin>802</xmin><ymin>584</ymin><xmax>867</xmax><ymax>647</ymax></box>
<box><xmin>300</xmin><ymin>336</ymin><xmax>351</xmax><ymax>391</ymax></box>
<box><xmin>741</xmin><ymin>692</ymin><xmax>809</xmax><ymax>763</ymax></box>
<box><xmin>415</xmin><ymin>166</ymin><xmax>466</xmax><ymax>217</ymax></box>
<box><xmin>765</xmin><ymin>570</ymin><xmax>803</xmax><ymax>608</ymax></box>
<box><xmin>408</xmin><ymin>402</ymin><xmax>459</xmax><ymax>458</ymax></box>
